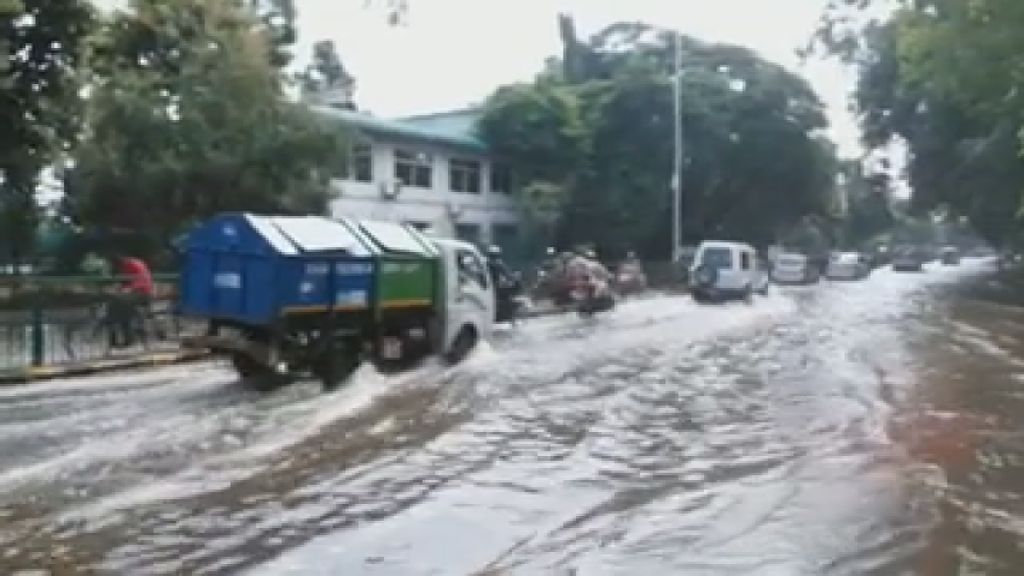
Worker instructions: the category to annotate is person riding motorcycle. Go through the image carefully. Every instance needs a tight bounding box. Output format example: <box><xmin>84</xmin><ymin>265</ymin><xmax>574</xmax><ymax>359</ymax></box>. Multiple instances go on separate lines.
<box><xmin>486</xmin><ymin>246</ymin><xmax>524</xmax><ymax>322</ymax></box>
<box><xmin>615</xmin><ymin>250</ymin><xmax>647</xmax><ymax>294</ymax></box>
<box><xmin>565</xmin><ymin>249</ymin><xmax>614</xmax><ymax>313</ymax></box>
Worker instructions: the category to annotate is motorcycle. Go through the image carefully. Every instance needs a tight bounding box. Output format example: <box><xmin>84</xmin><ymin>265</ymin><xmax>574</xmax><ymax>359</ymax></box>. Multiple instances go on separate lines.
<box><xmin>531</xmin><ymin>268</ymin><xmax>575</xmax><ymax>306</ymax></box>
<box><xmin>569</xmin><ymin>278</ymin><xmax>617</xmax><ymax>318</ymax></box>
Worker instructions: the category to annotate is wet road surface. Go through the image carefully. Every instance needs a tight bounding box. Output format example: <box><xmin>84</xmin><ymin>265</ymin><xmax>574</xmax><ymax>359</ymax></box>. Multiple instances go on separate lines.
<box><xmin>1</xmin><ymin>258</ymin><xmax>1022</xmax><ymax>575</ymax></box>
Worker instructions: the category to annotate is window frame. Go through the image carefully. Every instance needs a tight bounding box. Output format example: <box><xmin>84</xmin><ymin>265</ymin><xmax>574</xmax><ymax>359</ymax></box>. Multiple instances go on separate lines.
<box><xmin>454</xmin><ymin>223</ymin><xmax>481</xmax><ymax>245</ymax></box>
<box><xmin>456</xmin><ymin>249</ymin><xmax>490</xmax><ymax>290</ymax></box>
<box><xmin>394</xmin><ymin>148</ymin><xmax>433</xmax><ymax>188</ymax></box>
<box><xmin>489</xmin><ymin>163</ymin><xmax>512</xmax><ymax>194</ymax></box>
<box><xmin>346</xmin><ymin>142</ymin><xmax>373</xmax><ymax>183</ymax></box>
<box><xmin>449</xmin><ymin>158</ymin><xmax>482</xmax><ymax>194</ymax></box>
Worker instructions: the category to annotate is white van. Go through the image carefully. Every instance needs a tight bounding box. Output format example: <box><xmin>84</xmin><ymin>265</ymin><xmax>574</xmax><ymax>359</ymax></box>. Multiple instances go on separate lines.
<box><xmin>689</xmin><ymin>241</ymin><xmax>769</xmax><ymax>302</ymax></box>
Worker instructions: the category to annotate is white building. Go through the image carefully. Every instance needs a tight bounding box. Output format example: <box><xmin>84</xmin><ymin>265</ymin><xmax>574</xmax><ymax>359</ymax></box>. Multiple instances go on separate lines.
<box><xmin>317</xmin><ymin>107</ymin><xmax>524</xmax><ymax>253</ymax></box>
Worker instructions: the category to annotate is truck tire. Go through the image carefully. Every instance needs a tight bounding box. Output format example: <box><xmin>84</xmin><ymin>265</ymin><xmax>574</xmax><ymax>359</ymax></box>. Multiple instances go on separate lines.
<box><xmin>232</xmin><ymin>354</ymin><xmax>288</xmax><ymax>392</ymax></box>
<box><xmin>444</xmin><ymin>326</ymin><xmax>478</xmax><ymax>365</ymax></box>
<box><xmin>315</xmin><ymin>347</ymin><xmax>361</xmax><ymax>392</ymax></box>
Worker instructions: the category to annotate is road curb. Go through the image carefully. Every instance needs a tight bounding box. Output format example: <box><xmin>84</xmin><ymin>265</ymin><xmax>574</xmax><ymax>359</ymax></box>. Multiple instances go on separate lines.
<box><xmin>0</xmin><ymin>349</ymin><xmax>210</xmax><ymax>386</ymax></box>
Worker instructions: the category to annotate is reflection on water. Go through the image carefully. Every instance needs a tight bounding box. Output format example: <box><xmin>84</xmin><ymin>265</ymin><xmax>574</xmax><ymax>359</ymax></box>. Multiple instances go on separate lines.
<box><xmin>894</xmin><ymin>272</ymin><xmax>1024</xmax><ymax>575</ymax></box>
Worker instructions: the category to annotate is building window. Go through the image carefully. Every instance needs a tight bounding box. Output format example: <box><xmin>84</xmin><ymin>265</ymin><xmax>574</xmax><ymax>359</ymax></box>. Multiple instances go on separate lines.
<box><xmin>490</xmin><ymin>164</ymin><xmax>512</xmax><ymax>194</ymax></box>
<box><xmin>449</xmin><ymin>158</ymin><xmax>481</xmax><ymax>194</ymax></box>
<box><xmin>394</xmin><ymin>149</ymin><xmax>432</xmax><ymax>188</ymax></box>
<box><xmin>455</xmin><ymin>223</ymin><xmax>481</xmax><ymax>245</ymax></box>
<box><xmin>344</xmin><ymin>142</ymin><xmax>373</xmax><ymax>183</ymax></box>
<box><xmin>491</xmin><ymin>223</ymin><xmax>518</xmax><ymax>253</ymax></box>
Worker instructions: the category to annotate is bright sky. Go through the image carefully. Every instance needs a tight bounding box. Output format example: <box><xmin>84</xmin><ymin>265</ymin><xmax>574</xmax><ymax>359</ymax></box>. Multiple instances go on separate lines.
<box><xmin>292</xmin><ymin>0</ymin><xmax>861</xmax><ymax>157</ymax></box>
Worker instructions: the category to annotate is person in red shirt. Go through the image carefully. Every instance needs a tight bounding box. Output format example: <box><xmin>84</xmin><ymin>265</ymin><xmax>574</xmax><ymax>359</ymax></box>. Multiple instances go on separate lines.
<box><xmin>105</xmin><ymin>254</ymin><xmax>155</xmax><ymax>347</ymax></box>
<box><xmin>116</xmin><ymin>256</ymin><xmax>155</xmax><ymax>297</ymax></box>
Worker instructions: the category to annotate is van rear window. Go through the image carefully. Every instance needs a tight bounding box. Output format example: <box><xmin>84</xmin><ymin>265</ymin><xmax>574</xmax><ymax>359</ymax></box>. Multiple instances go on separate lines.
<box><xmin>702</xmin><ymin>247</ymin><xmax>733</xmax><ymax>269</ymax></box>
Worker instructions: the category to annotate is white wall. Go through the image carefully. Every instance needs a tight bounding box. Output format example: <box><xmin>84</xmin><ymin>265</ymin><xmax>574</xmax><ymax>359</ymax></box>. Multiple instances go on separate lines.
<box><xmin>328</xmin><ymin>137</ymin><xmax>521</xmax><ymax>243</ymax></box>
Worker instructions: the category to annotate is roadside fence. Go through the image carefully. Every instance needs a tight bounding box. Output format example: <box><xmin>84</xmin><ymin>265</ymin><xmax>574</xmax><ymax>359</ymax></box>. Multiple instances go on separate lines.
<box><xmin>0</xmin><ymin>275</ymin><xmax>199</xmax><ymax>372</ymax></box>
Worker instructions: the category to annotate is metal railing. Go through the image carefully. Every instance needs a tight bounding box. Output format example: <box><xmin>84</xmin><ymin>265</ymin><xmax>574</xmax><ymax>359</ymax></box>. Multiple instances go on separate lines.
<box><xmin>0</xmin><ymin>275</ymin><xmax>199</xmax><ymax>372</ymax></box>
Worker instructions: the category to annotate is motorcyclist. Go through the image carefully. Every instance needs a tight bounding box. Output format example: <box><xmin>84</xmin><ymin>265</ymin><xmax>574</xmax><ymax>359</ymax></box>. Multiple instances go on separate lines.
<box><xmin>566</xmin><ymin>248</ymin><xmax>613</xmax><ymax>307</ymax></box>
<box><xmin>618</xmin><ymin>250</ymin><xmax>643</xmax><ymax>277</ymax></box>
<box><xmin>615</xmin><ymin>250</ymin><xmax>647</xmax><ymax>294</ymax></box>
<box><xmin>485</xmin><ymin>245</ymin><xmax>514</xmax><ymax>288</ymax></box>
<box><xmin>486</xmin><ymin>246</ymin><xmax>523</xmax><ymax>322</ymax></box>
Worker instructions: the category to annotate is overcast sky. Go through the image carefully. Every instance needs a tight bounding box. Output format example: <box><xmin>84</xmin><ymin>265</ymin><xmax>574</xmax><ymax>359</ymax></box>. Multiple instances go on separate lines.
<box><xmin>94</xmin><ymin>0</ymin><xmax>861</xmax><ymax>157</ymax></box>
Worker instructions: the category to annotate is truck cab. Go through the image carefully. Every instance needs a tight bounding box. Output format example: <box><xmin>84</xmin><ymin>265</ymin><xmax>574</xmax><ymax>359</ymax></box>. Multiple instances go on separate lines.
<box><xmin>433</xmin><ymin>239</ymin><xmax>495</xmax><ymax>362</ymax></box>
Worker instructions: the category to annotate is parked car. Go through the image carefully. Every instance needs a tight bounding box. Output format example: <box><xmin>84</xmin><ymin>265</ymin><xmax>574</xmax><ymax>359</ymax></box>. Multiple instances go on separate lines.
<box><xmin>771</xmin><ymin>252</ymin><xmax>820</xmax><ymax>285</ymax></box>
<box><xmin>892</xmin><ymin>246</ymin><xmax>925</xmax><ymax>272</ymax></box>
<box><xmin>689</xmin><ymin>241</ymin><xmax>769</xmax><ymax>302</ymax></box>
<box><xmin>826</xmin><ymin>252</ymin><xmax>871</xmax><ymax>280</ymax></box>
<box><xmin>940</xmin><ymin>246</ymin><xmax>961</xmax><ymax>266</ymax></box>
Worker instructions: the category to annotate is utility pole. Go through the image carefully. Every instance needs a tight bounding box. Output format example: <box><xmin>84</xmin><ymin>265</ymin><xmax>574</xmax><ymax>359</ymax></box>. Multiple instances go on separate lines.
<box><xmin>671</xmin><ymin>30</ymin><xmax>683</xmax><ymax>263</ymax></box>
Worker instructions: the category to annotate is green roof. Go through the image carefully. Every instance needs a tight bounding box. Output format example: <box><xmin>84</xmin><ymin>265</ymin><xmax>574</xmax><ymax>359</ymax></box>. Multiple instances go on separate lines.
<box><xmin>314</xmin><ymin>106</ymin><xmax>486</xmax><ymax>153</ymax></box>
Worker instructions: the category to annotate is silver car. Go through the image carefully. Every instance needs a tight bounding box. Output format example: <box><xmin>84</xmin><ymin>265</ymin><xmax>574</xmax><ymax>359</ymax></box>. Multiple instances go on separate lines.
<box><xmin>826</xmin><ymin>252</ymin><xmax>871</xmax><ymax>280</ymax></box>
<box><xmin>771</xmin><ymin>253</ymin><xmax>820</xmax><ymax>285</ymax></box>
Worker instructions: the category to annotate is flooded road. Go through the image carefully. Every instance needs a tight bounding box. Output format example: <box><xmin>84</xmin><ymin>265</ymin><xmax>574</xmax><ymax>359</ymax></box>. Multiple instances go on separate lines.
<box><xmin>1</xmin><ymin>258</ymin><xmax>1021</xmax><ymax>575</ymax></box>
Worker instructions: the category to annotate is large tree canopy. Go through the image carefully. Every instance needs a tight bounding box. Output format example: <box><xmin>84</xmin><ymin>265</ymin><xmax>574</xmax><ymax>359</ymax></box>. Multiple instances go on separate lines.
<box><xmin>480</xmin><ymin>18</ymin><xmax>838</xmax><ymax>258</ymax></box>
<box><xmin>818</xmin><ymin>0</ymin><xmax>1024</xmax><ymax>247</ymax></box>
<box><xmin>0</xmin><ymin>0</ymin><xmax>92</xmax><ymax>265</ymax></box>
<box><xmin>64</xmin><ymin>0</ymin><xmax>346</xmax><ymax>262</ymax></box>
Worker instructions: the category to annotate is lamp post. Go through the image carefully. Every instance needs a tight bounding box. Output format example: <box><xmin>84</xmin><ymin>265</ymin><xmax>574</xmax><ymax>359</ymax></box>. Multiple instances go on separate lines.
<box><xmin>671</xmin><ymin>30</ymin><xmax>683</xmax><ymax>264</ymax></box>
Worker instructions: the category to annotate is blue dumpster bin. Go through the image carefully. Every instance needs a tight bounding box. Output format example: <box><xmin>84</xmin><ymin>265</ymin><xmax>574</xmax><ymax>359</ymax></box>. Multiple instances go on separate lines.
<box><xmin>180</xmin><ymin>213</ymin><xmax>376</xmax><ymax>327</ymax></box>
<box><xmin>180</xmin><ymin>213</ymin><xmax>383</xmax><ymax>391</ymax></box>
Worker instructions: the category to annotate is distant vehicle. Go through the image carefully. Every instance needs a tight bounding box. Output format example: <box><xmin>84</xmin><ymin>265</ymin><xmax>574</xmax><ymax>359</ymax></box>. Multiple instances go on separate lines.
<box><xmin>826</xmin><ymin>252</ymin><xmax>871</xmax><ymax>280</ymax></box>
<box><xmin>689</xmin><ymin>241</ymin><xmax>769</xmax><ymax>302</ymax></box>
<box><xmin>871</xmin><ymin>244</ymin><xmax>893</xmax><ymax>268</ymax></box>
<box><xmin>940</xmin><ymin>246</ymin><xmax>961</xmax><ymax>266</ymax></box>
<box><xmin>771</xmin><ymin>253</ymin><xmax>820</xmax><ymax>285</ymax></box>
<box><xmin>892</xmin><ymin>246</ymin><xmax>925</xmax><ymax>272</ymax></box>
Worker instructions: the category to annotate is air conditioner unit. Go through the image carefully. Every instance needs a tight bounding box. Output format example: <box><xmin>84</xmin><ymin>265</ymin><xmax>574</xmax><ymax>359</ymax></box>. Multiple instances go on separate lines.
<box><xmin>446</xmin><ymin>202</ymin><xmax>465</xmax><ymax>220</ymax></box>
<box><xmin>379</xmin><ymin>179</ymin><xmax>401</xmax><ymax>200</ymax></box>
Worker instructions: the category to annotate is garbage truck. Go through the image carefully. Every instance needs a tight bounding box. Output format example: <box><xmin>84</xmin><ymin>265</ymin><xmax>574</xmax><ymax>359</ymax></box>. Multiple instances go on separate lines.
<box><xmin>179</xmin><ymin>213</ymin><xmax>495</xmax><ymax>390</ymax></box>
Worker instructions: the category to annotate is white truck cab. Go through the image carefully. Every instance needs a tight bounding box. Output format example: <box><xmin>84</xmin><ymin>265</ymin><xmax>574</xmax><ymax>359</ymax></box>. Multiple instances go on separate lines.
<box><xmin>432</xmin><ymin>238</ymin><xmax>495</xmax><ymax>362</ymax></box>
<box><xmin>690</xmin><ymin>241</ymin><xmax>769</xmax><ymax>302</ymax></box>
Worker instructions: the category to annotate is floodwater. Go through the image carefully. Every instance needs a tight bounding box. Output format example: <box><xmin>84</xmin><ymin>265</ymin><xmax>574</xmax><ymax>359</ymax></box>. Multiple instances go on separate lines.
<box><xmin>0</xmin><ymin>258</ymin><xmax>1022</xmax><ymax>575</ymax></box>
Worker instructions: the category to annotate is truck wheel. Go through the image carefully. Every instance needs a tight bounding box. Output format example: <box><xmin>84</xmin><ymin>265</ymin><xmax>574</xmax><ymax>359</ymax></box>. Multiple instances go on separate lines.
<box><xmin>315</xmin><ymin>350</ymin><xmax>361</xmax><ymax>392</ymax></box>
<box><xmin>232</xmin><ymin>354</ymin><xmax>287</xmax><ymax>392</ymax></box>
<box><xmin>444</xmin><ymin>326</ymin><xmax>478</xmax><ymax>365</ymax></box>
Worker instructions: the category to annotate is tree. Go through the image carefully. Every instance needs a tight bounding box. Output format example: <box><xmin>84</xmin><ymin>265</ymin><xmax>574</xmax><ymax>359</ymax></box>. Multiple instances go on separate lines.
<box><xmin>0</xmin><ymin>0</ymin><xmax>93</xmax><ymax>267</ymax></box>
<box><xmin>816</xmin><ymin>0</ymin><xmax>1024</xmax><ymax>247</ymax></box>
<box><xmin>480</xmin><ymin>18</ymin><xmax>838</xmax><ymax>258</ymax></box>
<box><xmin>247</xmin><ymin>0</ymin><xmax>298</xmax><ymax>68</ymax></box>
<box><xmin>838</xmin><ymin>160</ymin><xmax>894</xmax><ymax>247</ymax></box>
<box><xmin>298</xmin><ymin>39</ymin><xmax>355</xmax><ymax>109</ymax></box>
<box><xmin>65</xmin><ymin>0</ymin><xmax>346</xmax><ymax>264</ymax></box>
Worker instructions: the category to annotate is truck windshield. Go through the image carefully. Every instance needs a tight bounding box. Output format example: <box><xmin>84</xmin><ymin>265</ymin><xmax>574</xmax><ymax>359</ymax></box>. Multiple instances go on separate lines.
<box><xmin>701</xmin><ymin>247</ymin><xmax>733</xmax><ymax>269</ymax></box>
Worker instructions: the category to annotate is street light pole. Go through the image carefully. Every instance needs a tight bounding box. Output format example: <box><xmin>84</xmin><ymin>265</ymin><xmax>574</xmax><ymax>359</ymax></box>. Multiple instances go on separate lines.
<box><xmin>671</xmin><ymin>30</ymin><xmax>683</xmax><ymax>263</ymax></box>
